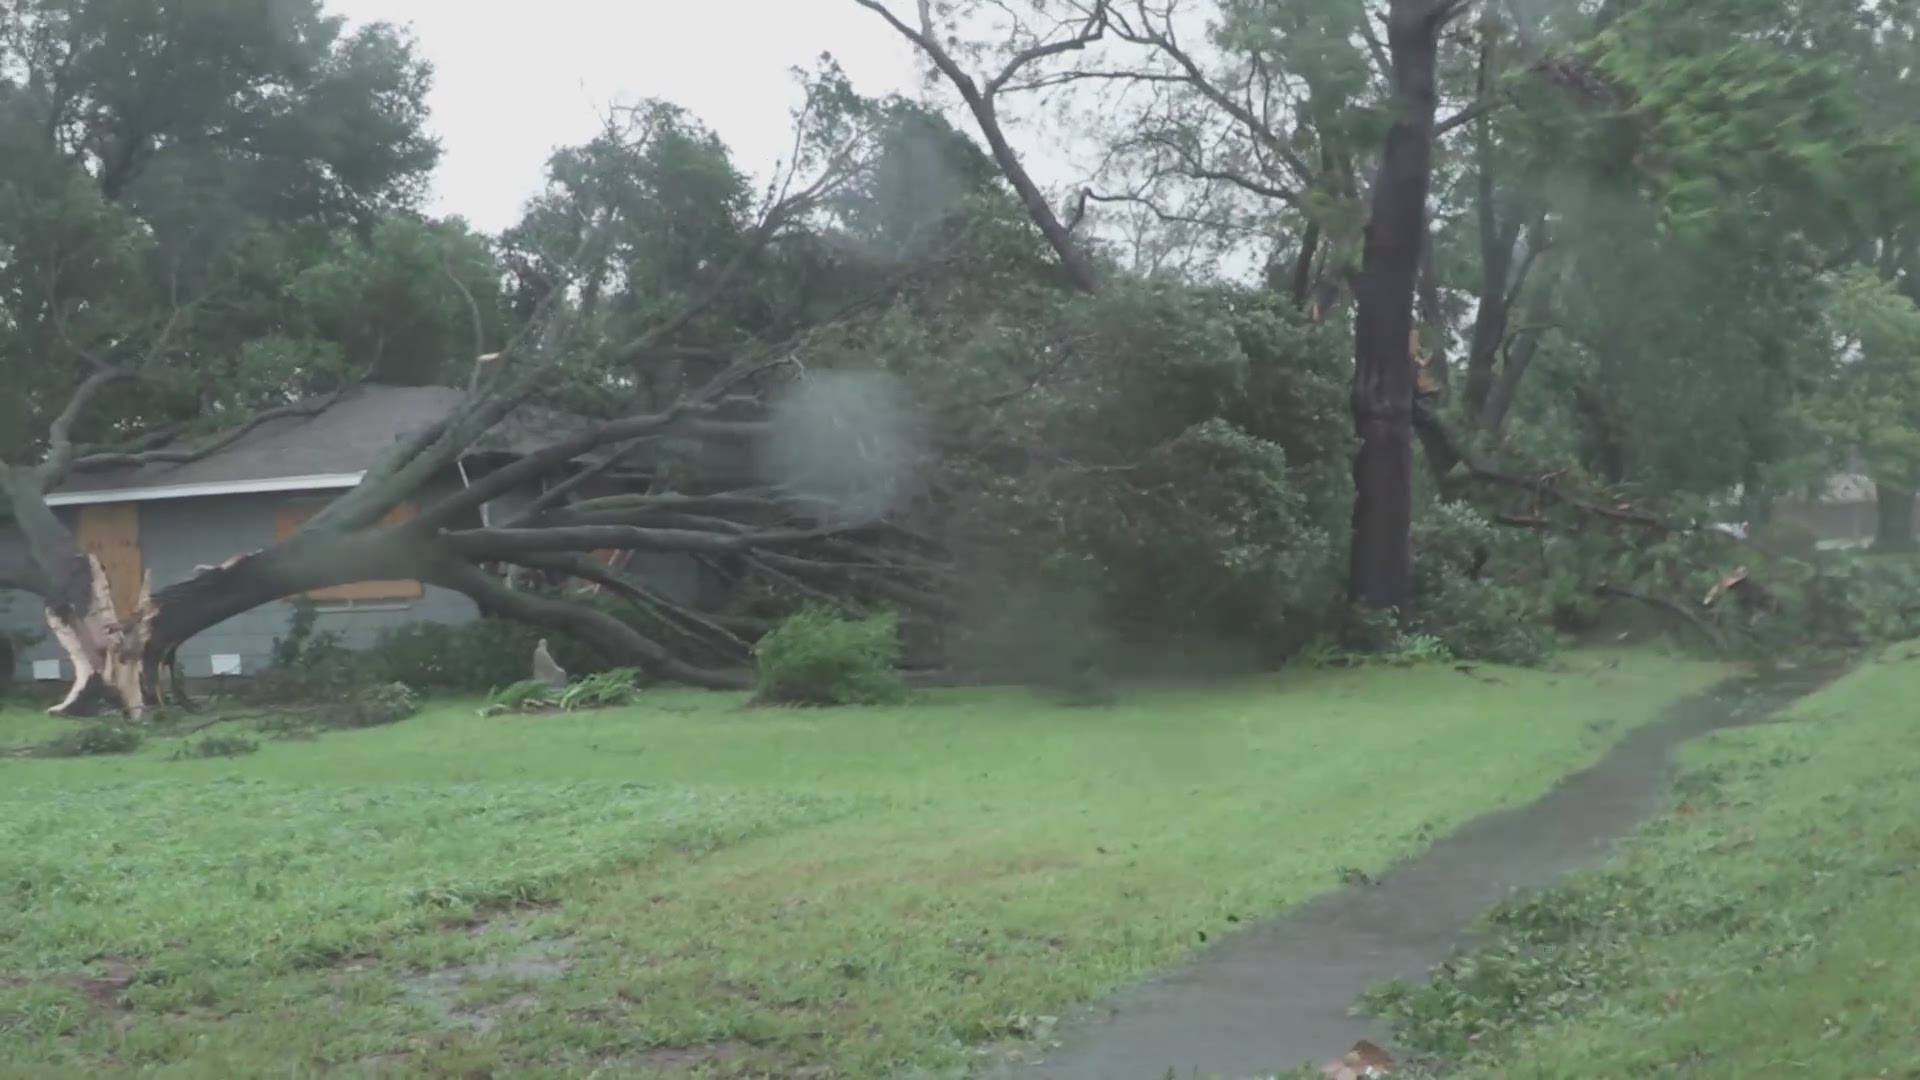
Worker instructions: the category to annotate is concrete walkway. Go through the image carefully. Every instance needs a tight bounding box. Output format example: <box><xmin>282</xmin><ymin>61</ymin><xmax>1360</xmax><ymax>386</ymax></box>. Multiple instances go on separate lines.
<box><xmin>988</xmin><ymin>665</ymin><xmax>1837</xmax><ymax>1080</ymax></box>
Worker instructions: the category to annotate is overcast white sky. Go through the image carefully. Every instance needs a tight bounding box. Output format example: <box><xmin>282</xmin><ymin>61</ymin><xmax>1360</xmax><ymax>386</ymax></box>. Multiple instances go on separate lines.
<box><xmin>328</xmin><ymin>1</ymin><xmax>945</xmax><ymax>233</ymax></box>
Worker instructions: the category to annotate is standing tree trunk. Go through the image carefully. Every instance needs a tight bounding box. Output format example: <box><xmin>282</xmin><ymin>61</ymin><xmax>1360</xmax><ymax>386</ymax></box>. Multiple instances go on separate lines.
<box><xmin>1479</xmin><ymin>251</ymin><xmax>1561</xmax><ymax>435</ymax></box>
<box><xmin>1348</xmin><ymin>0</ymin><xmax>1461</xmax><ymax>609</ymax></box>
<box><xmin>1874</xmin><ymin>483</ymin><xmax>1915</xmax><ymax>551</ymax></box>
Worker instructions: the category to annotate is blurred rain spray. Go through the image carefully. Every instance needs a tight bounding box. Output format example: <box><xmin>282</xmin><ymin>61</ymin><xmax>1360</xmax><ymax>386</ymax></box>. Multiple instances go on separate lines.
<box><xmin>757</xmin><ymin>370</ymin><xmax>926</xmax><ymax>527</ymax></box>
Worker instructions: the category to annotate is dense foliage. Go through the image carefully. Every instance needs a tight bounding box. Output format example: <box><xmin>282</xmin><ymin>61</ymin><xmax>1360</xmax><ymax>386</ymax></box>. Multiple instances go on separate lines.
<box><xmin>752</xmin><ymin>610</ymin><xmax>910</xmax><ymax>706</ymax></box>
<box><xmin>8</xmin><ymin>0</ymin><xmax>1920</xmax><ymax>700</ymax></box>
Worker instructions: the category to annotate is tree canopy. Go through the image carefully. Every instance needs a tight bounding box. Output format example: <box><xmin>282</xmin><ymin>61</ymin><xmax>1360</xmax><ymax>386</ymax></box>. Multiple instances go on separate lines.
<box><xmin>7</xmin><ymin>0</ymin><xmax>1920</xmax><ymax>714</ymax></box>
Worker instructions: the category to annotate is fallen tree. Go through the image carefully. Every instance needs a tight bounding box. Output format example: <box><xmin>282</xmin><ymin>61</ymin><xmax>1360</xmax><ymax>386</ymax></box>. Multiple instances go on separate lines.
<box><xmin>0</xmin><ymin>78</ymin><xmax>965</xmax><ymax>718</ymax></box>
<box><xmin>0</xmin><ymin>348</ymin><xmax>955</xmax><ymax>717</ymax></box>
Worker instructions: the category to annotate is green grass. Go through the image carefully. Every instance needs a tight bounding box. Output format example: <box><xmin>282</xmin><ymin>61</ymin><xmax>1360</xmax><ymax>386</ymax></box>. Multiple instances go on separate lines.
<box><xmin>1363</xmin><ymin>645</ymin><xmax>1920</xmax><ymax>1079</ymax></box>
<box><xmin>0</xmin><ymin>652</ymin><xmax>1722</xmax><ymax>1078</ymax></box>
<box><xmin>0</xmin><ymin>702</ymin><xmax>76</xmax><ymax>751</ymax></box>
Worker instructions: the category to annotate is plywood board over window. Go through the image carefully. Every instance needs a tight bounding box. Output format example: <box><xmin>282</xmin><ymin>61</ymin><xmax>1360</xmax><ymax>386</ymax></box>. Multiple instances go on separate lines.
<box><xmin>273</xmin><ymin>502</ymin><xmax>423</xmax><ymax>602</ymax></box>
<box><xmin>74</xmin><ymin>503</ymin><xmax>144</xmax><ymax>619</ymax></box>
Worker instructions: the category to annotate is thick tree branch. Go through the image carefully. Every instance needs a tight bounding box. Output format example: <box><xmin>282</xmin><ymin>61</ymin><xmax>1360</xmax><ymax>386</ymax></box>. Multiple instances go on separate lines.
<box><xmin>0</xmin><ymin>484</ymin><xmax>55</xmax><ymax>596</ymax></box>
<box><xmin>1413</xmin><ymin>402</ymin><xmax>1666</xmax><ymax>530</ymax></box>
<box><xmin>501</xmin><ymin>438</ymin><xmax>660</xmax><ymax>527</ymax></box>
<box><xmin>853</xmin><ymin>0</ymin><xmax>1101</xmax><ymax>293</ymax></box>
<box><xmin>756</xmin><ymin>549</ymin><xmax>958</xmax><ymax>617</ymax></box>
<box><xmin>67</xmin><ymin>392</ymin><xmax>346</xmax><ymax>475</ymax></box>
<box><xmin>1435</xmin><ymin>96</ymin><xmax>1504</xmax><ymax>136</ymax></box>
<box><xmin>35</xmin><ymin>367</ymin><xmax>134</xmax><ymax>488</ymax></box>
<box><xmin>425</xmin><ymin>559</ymin><xmax>749</xmax><ymax>690</ymax></box>
<box><xmin>983</xmin><ymin>0</ymin><xmax>1110</xmax><ymax>96</ymax></box>
<box><xmin>1107</xmin><ymin>1</ymin><xmax>1315</xmax><ymax>187</ymax></box>
<box><xmin>1480</xmin><ymin>248</ymin><xmax>1560</xmax><ymax>434</ymax></box>
<box><xmin>445</xmin><ymin>524</ymin><xmax>845</xmax><ymax>561</ymax></box>
<box><xmin>411</xmin><ymin>363</ymin><xmax>781</xmax><ymax>535</ymax></box>
<box><xmin>510</xmin><ymin>551</ymin><xmax>757</xmax><ymax>658</ymax></box>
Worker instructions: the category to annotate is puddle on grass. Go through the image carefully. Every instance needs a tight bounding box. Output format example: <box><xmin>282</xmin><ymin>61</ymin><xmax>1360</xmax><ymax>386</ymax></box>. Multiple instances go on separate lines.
<box><xmin>393</xmin><ymin>937</ymin><xmax>577</xmax><ymax>1034</ymax></box>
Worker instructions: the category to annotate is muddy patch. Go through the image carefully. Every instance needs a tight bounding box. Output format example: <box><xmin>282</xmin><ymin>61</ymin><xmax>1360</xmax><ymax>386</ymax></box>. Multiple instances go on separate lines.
<box><xmin>396</xmin><ymin>938</ymin><xmax>577</xmax><ymax>1034</ymax></box>
<box><xmin>0</xmin><ymin>957</ymin><xmax>148</xmax><ymax>1015</ymax></box>
<box><xmin>992</xmin><ymin>665</ymin><xmax>1842</xmax><ymax>1080</ymax></box>
<box><xmin>65</xmin><ymin>956</ymin><xmax>142</xmax><ymax>1012</ymax></box>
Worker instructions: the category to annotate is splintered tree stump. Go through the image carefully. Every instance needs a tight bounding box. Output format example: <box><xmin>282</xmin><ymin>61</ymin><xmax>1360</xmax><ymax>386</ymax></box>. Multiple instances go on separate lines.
<box><xmin>46</xmin><ymin>555</ymin><xmax>165</xmax><ymax>720</ymax></box>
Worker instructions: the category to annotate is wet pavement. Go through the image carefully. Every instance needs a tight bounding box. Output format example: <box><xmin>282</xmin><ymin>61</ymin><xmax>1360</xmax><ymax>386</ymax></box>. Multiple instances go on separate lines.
<box><xmin>991</xmin><ymin>664</ymin><xmax>1840</xmax><ymax>1080</ymax></box>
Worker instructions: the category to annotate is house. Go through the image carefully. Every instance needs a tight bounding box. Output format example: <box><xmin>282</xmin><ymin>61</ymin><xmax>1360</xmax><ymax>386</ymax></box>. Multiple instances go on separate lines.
<box><xmin>1770</xmin><ymin>473</ymin><xmax>1883</xmax><ymax>549</ymax></box>
<box><xmin>1711</xmin><ymin>469</ymin><xmax>1920</xmax><ymax>550</ymax></box>
<box><xmin>0</xmin><ymin>384</ymin><xmax>727</xmax><ymax>684</ymax></box>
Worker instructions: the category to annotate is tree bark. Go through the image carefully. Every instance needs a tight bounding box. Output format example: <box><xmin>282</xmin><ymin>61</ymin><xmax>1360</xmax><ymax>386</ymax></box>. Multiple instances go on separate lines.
<box><xmin>1874</xmin><ymin>483</ymin><xmax>1915</xmax><ymax>551</ymax></box>
<box><xmin>852</xmin><ymin>0</ymin><xmax>1103</xmax><ymax>295</ymax></box>
<box><xmin>1458</xmin><ymin>37</ymin><xmax>1528</xmax><ymax>420</ymax></box>
<box><xmin>1478</xmin><ymin>253</ymin><xmax>1560</xmax><ymax>435</ymax></box>
<box><xmin>1289</xmin><ymin>220</ymin><xmax>1324</xmax><ymax>310</ymax></box>
<box><xmin>424</xmin><ymin>559</ymin><xmax>750</xmax><ymax>690</ymax></box>
<box><xmin>1348</xmin><ymin>0</ymin><xmax>1458</xmax><ymax>610</ymax></box>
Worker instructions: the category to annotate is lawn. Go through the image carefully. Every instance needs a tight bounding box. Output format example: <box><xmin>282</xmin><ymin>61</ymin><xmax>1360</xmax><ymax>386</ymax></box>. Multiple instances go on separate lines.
<box><xmin>1364</xmin><ymin>644</ymin><xmax>1920</xmax><ymax>1079</ymax></box>
<box><xmin>0</xmin><ymin>652</ymin><xmax>1722</xmax><ymax>1078</ymax></box>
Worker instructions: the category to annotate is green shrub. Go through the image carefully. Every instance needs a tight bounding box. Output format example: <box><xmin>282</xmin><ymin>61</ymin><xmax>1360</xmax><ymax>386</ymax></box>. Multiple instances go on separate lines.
<box><xmin>753</xmin><ymin>610</ymin><xmax>909</xmax><ymax>706</ymax></box>
<box><xmin>364</xmin><ymin>619</ymin><xmax>549</xmax><ymax>693</ymax></box>
<box><xmin>1301</xmin><ymin>619</ymin><xmax>1458</xmax><ymax>670</ymax></box>
<box><xmin>270</xmin><ymin>601</ymin><xmax>349</xmax><ymax>670</ymax></box>
<box><xmin>37</xmin><ymin>723</ymin><xmax>144</xmax><ymax>758</ymax></box>
<box><xmin>341</xmin><ymin>682</ymin><xmax>420</xmax><ymax>728</ymax></box>
<box><xmin>1409</xmin><ymin>502</ymin><xmax>1558</xmax><ymax>666</ymax></box>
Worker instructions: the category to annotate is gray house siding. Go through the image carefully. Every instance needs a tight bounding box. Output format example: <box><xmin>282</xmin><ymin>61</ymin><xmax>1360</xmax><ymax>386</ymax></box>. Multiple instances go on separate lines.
<box><xmin>4</xmin><ymin>487</ymin><xmax>479</xmax><ymax>683</ymax></box>
<box><xmin>2</xmin><ymin>469</ymin><xmax>729</xmax><ymax>684</ymax></box>
<box><xmin>2</xmin><ymin>384</ymin><xmax>741</xmax><ymax>685</ymax></box>
<box><xmin>0</xmin><ymin>527</ymin><xmax>44</xmax><ymax>679</ymax></box>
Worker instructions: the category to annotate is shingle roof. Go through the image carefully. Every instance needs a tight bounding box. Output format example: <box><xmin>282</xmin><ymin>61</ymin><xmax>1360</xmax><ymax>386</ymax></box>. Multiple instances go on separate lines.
<box><xmin>49</xmin><ymin>384</ymin><xmax>583</xmax><ymax>501</ymax></box>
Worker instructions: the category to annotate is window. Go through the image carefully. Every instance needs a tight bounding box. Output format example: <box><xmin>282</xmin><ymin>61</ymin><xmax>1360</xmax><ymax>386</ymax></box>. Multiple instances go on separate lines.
<box><xmin>272</xmin><ymin>502</ymin><xmax>424</xmax><ymax>603</ymax></box>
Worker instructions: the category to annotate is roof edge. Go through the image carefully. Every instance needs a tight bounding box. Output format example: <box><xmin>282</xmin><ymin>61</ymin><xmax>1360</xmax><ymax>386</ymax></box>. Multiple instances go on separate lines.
<box><xmin>46</xmin><ymin>472</ymin><xmax>368</xmax><ymax>508</ymax></box>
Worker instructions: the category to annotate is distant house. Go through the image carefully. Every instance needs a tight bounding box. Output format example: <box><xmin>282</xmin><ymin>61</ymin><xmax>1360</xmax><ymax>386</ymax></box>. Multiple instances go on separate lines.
<box><xmin>0</xmin><ymin>384</ymin><xmax>724</xmax><ymax>684</ymax></box>
<box><xmin>1771</xmin><ymin>473</ymin><xmax>1899</xmax><ymax>550</ymax></box>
